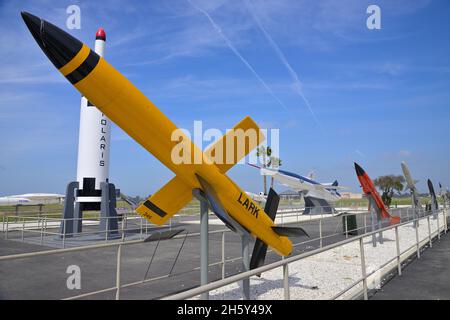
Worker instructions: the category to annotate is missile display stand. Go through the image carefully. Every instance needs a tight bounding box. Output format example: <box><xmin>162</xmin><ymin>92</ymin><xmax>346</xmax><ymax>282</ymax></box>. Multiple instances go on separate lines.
<box><xmin>60</xmin><ymin>181</ymin><xmax>119</xmax><ymax>239</ymax></box>
<box><xmin>412</xmin><ymin>192</ymin><xmax>420</xmax><ymax>229</ymax></box>
<box><xmin>368</xmin><ymin>201</ymin><xmax>384</xmax><ymax>248</ymax></box>
<box><xmin>193</xmin><ymin>189</ymin><xmax>209</xmax><ymax>300</ymax></box>
<box><xmin>193</xmin><ymin>188</ymin><xmax>251</xmax><ymax>300</ymax></box>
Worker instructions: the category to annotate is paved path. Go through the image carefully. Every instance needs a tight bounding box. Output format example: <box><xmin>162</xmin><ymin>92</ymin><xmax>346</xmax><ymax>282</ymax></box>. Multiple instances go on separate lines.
<box><xmin>372</xmin><ymin>230</ymin><xmax>450</xmax><ymax>300</ymax></box>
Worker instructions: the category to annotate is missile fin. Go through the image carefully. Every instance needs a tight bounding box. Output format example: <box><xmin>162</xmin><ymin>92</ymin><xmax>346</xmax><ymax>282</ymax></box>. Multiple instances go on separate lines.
<box><xmin>136</xmin><ymin>176</ymin><xmax>192</xmax><ymax>225</ymax></box>
<box><xmin>204</xmin><ymin>116</ymin><xmax>264</xmax><ymax>174</ymax></box>
<box><xmin>250</xmin><ymin>188</ymin><xmax>279</xmax><ymax>271</ymax></box>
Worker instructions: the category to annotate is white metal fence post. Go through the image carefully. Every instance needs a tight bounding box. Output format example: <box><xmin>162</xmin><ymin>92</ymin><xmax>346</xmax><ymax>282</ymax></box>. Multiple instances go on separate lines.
<box><xmin>283</xmin><ymin>261</ymin><xmax>290</xmax><ymax>300</ymax></box>
<box><xmin>221</xmin><ymin>231</ymin><xmax>226</xmax><ymax>279</ymax></box>
<box><xmin>427</xmin><ymin>216</ymin><xmax>432</xmax><ymax>248</ymax></box>
<box><xmin>395</xmin><ymin>226</ymin><xmax>401</xmax><ymax>276</ymax></box>
<box><xmin>116</xmin><ymin>244</ymin><xmax>122</xmax><ymax>300</ymax></box>
<box><xmin>21</xmin><ymin>218</ymin><xmax>25</xmax><ymax>242</ymax></box>
<box><xmin>5</xmin><ymin>216</ymin><xmax>8</xmax><ymax>239</ymax></box>
<box><xmin>436</xmin><ymin>211</ymin><xmax>441</xmax><ymax>240</ymax></box>
<box><xmin>319</xmin><ymin>218</ymin><xmax>323</xmax><ymax>248</ymax></box>
<box><xmin>415</xmin><ymin>221</ymin><xmax>420</xmax><ymax>259</ymax></box>
<box><xmin>359</xmin><ymin>237</ymin><xmax>368</xmax><ymax>300</ymax></box>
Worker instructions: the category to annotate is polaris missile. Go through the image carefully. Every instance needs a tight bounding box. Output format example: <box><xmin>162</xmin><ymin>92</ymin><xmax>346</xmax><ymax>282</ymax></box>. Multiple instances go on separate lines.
<box><xmin>22</xmin><ymin>12</ymin><xmax>307</xmax><ymax>258</ymax></box>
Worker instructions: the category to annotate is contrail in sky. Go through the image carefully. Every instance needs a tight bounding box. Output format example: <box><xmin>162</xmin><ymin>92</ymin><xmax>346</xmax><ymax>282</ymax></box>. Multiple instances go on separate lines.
<box><xmin>244</xmin><ymin>0</ymin><xmax>322</xmax><ymax>129</ymax></box>
<box><xmin>187</xmin><ymin>0</ymin><xmax>290</xmax><ymax>112</ymax></box>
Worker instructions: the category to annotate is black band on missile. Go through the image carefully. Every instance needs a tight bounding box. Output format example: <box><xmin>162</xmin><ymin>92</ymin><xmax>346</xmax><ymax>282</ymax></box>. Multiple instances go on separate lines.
<box><xmin>96</xmin><ymin>35</ymin><xmax>106</xmax><ymax>41</ymax></box>
<box><xmin>65</xmin><ymin>50</ymin><xmax>100</xmax><ymax>84</ymax></box>
<box><xmin>143</xmin><ymin>200</ymin><xmax>167</xmax><ymax>218</ymax></box>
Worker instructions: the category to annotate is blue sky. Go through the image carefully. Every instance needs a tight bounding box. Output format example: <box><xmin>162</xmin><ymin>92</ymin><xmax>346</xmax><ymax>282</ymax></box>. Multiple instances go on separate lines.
<box><xmin>0</xmin><ymin>0</ymin><xmax>449</xmax><ymax>197</ymax></box>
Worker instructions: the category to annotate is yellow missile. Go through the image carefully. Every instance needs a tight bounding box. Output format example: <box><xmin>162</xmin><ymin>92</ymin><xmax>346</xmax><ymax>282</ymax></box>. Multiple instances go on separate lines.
<box><xmin>22</xmin><ymin>12</ymin><xmax>303</xmax><ymax>258</ymax></box>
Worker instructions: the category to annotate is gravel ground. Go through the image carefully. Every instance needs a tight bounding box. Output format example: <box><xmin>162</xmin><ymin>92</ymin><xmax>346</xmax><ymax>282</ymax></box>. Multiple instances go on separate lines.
<box><xmin>198</xmin><ymin>211</ymin><xmax>446</xmax><ymax>300</ymax></box>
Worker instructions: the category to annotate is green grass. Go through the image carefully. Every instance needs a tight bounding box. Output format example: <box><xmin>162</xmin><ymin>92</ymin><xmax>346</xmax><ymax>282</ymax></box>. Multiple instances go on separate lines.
<box><xmin>0</xmin><ymin>195</ymin><xmax>443</xmax><ymax>219</ymax></box>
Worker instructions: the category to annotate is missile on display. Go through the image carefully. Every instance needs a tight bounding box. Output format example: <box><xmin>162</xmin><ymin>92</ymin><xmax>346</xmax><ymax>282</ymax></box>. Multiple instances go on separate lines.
<box><xmin>76</xmin><ymin>27</ymin><xmax>111</xmax><ymax>210</ymax></box>
<box><xmin>22</xmin><ymin>12</ymin><xmax>308</xmax><ymax>260</ymax></box>
<box><xmin>401</xmin><ymin>161</ymin><xmax>421</xmax><ymax>209</ymax></box>
<box><xmin>354</xmin><ymin>163</ymin><xmax>400</xmax><ymax>225</ymax></box>
<box><xmin>0</xmin><ymin>193</ymin><xmax>65</xmax><ymax>206</ymax></box>
<box><xmin>427</xmin><ymin>179</ymin><xmax>439</xmax><ymax>212</ymax></box>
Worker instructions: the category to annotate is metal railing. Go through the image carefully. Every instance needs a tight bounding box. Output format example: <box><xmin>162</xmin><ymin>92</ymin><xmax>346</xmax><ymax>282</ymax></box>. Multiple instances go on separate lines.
<box><xmin>163</xmin><ymin>209</ymin><xmax>447</xmax><ymax>300</ymax></box>
<box><xmin>0</xmin><ymin>206</ymin><xmax>445</xmax><ymax>300</ymax></box>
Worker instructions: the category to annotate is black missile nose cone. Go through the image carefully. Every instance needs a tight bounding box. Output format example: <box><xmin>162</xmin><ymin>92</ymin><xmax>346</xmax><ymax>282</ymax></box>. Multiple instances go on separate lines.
<box><xmin>354</xmin><ymin>162</ymin><xmax>365</xmax><ymax>176</ymax></box>
<box><xmin>21</xmin><ymin>11</ymin><xmax>83</xmax><ymax>69</ymax></box>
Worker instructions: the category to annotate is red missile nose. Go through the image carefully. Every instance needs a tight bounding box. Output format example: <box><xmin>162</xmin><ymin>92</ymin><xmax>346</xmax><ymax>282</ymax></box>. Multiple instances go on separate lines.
<box><xmin>96</xmin><ymin>28</ymin><xmax>106</xmax><ymax>41</ymax></box>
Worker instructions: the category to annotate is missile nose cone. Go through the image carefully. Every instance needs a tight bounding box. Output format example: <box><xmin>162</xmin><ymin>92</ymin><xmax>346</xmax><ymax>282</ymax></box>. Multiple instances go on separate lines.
<box><xmin>21</xmin><ymin>12</ymin><xmax>83</xmax><ymax>69</ymax></box>
<box><xmin>96</xmin><ymin>28</ymin><xmax>106</xmax><ymax>41</ymax></box>
<box><xmin>354</xmin><ymin>162</ymin><xmax>365</xmax><ymax>176</ymax></box>
<box><xmin>21</xmin><ymin>11</ymin><xmax>40</xmax><ymax>31</ymax></box>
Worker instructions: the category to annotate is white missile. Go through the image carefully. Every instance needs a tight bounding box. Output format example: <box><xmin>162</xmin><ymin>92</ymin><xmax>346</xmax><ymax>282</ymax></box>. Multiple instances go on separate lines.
<box><xmin>401</xmin><ymin>161</ymin><xmax>421</xmax><ymax>209</ymax></box>
<box><xmin>401</xmin><ymin>161</ymin><xmax>417</xmax><ymax>190</ymax></box>
<box><xmin>75</xmin><ymin>28</ymin><xmax>111</xmax><ymax>206</ymax></box>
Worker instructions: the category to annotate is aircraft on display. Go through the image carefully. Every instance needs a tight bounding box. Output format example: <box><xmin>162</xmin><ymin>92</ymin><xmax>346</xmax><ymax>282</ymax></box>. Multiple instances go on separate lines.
<box><xmin>354</xmin><ymin>163</ymin><xmax>400</xmax><ymax>225</ymax></box>
<box><xmin>401</xmin><ymin>161</ymin><xmax>422</xmax><ymax>209</ymax></box>
<box><xmin>0</xmin><ymin>193</ymin><xmax>65</xmax><ymax>206</ymax></box>
<box><xmin>22</xmin><ymin>12</ymin><xmax>308</xmax><ymax>267</ymax></box>
<box><xmin>248</xmin><ymin>164</ymin><xmax>344</xmax><ymax>214</ymax></box>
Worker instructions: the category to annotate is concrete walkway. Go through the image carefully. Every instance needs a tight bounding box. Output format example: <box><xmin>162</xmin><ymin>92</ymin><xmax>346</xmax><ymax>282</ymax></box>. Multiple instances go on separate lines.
<box><xmin>372</xmin><ymin>230</ymin><xmax>450</xmax><ymax>300</ymax></box>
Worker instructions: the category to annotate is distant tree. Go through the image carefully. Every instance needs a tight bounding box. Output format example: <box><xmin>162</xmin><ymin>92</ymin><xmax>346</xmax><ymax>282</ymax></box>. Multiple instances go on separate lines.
<box><xmin>256</xmin><ymin>146</ymin><xmax>271</xmax><ymax>195</ymax></box>
<box><xmin>268</xmin><ymin>156</ymin><xmax>282</xmax><ymax>189</ymax></box>
<box><xmin>256</xmin><ymin>145</ymin><xmax>282</xmax><ymax>192</ymax></box>
<box><xmin>373</xmin><ymin>175</ymin><xmax>405</xmax><ymax>207</ymax></box>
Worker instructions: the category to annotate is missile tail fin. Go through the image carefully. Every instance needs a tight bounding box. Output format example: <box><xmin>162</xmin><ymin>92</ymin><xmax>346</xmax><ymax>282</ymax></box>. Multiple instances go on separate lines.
<box><xmin>250</xmin><ymin>188</ymin><xmax>279</xmax><ymax>271</ymax></box>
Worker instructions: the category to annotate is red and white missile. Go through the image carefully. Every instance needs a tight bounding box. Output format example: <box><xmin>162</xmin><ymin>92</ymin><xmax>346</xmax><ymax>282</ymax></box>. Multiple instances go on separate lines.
<box><xmin>354</xmin><ymin>163</ymin><xmax>400</xmax><ymax>225</ymax></box>
<box><xmin>75</xmin><ymin>28</ymin><xmax>111</xmax><ymax>205</ymax></box>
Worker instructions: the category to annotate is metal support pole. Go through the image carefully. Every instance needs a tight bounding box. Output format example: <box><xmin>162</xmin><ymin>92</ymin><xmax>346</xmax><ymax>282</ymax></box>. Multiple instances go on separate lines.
<box><xmin>371</xmin><ymin>210</ymin><xmax>377</xmax><ymax>247</ymax></box>
<box><xmin>221</xmin><ymin>231</ymin><xmax>226</xmax><ymax>279</ymax></box>
<box><xmin>378</xmin><ymin>220</ymin><xmax>384</xmax><ymax>245</ymax></box>
<box><xmin>200</xmin><ymin>198</ymin><xmax>209</xmax><ymax>300</ymax></box>
<box><xmin>62</xmin><ymin>219</ymin><xmax>66</xmax><ymax>249</ymax></box>
<box><xmin>436</xmin><ymin>211</ymin><xmax>441</xmax><ymax>240</ymax></box>
<box><xmin>40</xmin><ymin>217</ymin><xmax>44</xmax><ymax>245</ymax></box>
<box><xmin>359</xmin><ymin>237</ymin><xmax>368</xmax><ymax>300</ymax></box>
<box><xmin>283</xmin><ymin>261</ymin><xmax>290</xmax><ymax>300</ymax></box>
<box><xmin>415</xmin><ymin>222</ymin><xmax>420</xmax><ymax>259</ymax></box>
<box><xmin>5</xmin><ymin>217</ymin><xmax>8</xmax><ymax>239</ymax></box>
<box><xmin>241</xmin><ymin>233</ymin><xmax>250</xmax><ymax>300</ymax></box>
<box><xmin>395</xmin><ymin>226</ymin><xmax>401</xmax><ymax>276</ymax></box>
<box><xmin>115</xmin><ymin>244</ymin><xmax>122</xmax><ymax>300</ymax></box>
<box><xmin>363</xmin><ymin>213</ymin><xmax>367</xmax><ymax>234</ymax></box>
<box><xmin>345</xmin><ymin>215</ymin><xmax>348</xmax><ymax>238</ymax></box>
<box><xmin>443</xmin><ymin>209</ymin><xmax>447</xmax><ymax>234</ymax></box>
<box><xmin>427</xmin><ymin>216</ymin><xmax>432</xmax><ymax>248</ymax></box>
<box><xmin>21</xmin><ymin>218</ymin><xmax>25</xmax><ymax>242</ymax></box>
<box><xmin>319</xmin><ymin>218</ymin><xmax>323</xmax><ymax>248</ymax></box>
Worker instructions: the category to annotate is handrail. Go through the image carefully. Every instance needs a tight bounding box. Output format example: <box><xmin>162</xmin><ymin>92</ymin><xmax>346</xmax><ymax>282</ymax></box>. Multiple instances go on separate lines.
<box><xmin>162</xmin><ymin>210</ymin><xmax>445</xmax><ymax>300</ymax></box>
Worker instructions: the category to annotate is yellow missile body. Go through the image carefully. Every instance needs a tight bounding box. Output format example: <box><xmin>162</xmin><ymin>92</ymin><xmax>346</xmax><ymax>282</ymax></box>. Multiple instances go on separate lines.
<box><xmin>22</xmin><ymin>12</ymin><xmax>292</xmax><ymax>256</ymax></box>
